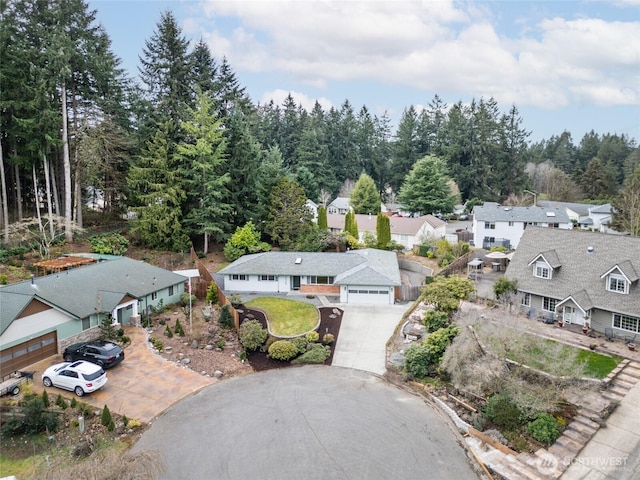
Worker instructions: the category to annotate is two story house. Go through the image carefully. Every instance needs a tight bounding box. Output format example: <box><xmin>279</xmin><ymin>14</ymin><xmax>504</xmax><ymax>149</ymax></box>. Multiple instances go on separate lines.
<box><xmin>472</xmin><ymin>202</ymin><xmax>572</xmax><ymax>249</ymax></box>
<box><xmin>505</xmin><ymin>227</ymin><xmax>640</xmax><ymax>337</ymax></box>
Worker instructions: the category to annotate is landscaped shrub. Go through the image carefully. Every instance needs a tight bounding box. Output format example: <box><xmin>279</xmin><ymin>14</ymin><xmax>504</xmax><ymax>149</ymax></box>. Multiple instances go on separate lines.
<box><xmin>0</xmin><ymin>396</ymin><xmax>59</xmax><ymax>436</ymax></box>
<box><xmin>150</xmin><ymin>337</ymin><xmax>163</xmax><ymax>351</ymax></box>
<box><xmin>89</xmin><ymin>232</ymin><xmax>129</xmax><ymax>255</ymax></box>
<box><xmin>238</xmin><ymin>320</ymin><xmax>268</xmax><ymax>351</ymax></box>
<box><xmin>528</xmin><ymin>413</ymin><xmax>561</xmax><ymax>444</ymax></box>
<box><xmin>41</xmin><ymin>390</ymin><xmax>49</xmax><ymax>407</ymax></box>
<box><xmin>305</xmin><ymin>331</ymin><xmax>319</xmax><ymax>343</ymax></box>
<box><xmin>291</xmin><ymin>343</ymin><xmax>331</xmax><ymax>364</ymax></box>
<box><xmin>404</xmin><ymin>343</ymin><xmax>434</xmax><ymax>378</ymax></box>
<box><xmin>174</xmin><ymin>319</ymin><xmax>185</xmax><ymax>337</ymax></box>
<box><xmin>180</xmin><ymin>292</ymin><xmax>196</xmax><ymax>307</ymax></box>
<box><xmin>322</xmin><ymin>333</ymin><xmax>335</xmax><ymax>344</ymax></box>
<box><xmin>56</xmin><ymin>394</ymin><xmax>67</xmax><ymax>409</ymax></box>
<box><xmin>291</xmin><ymin>337</ymin><xmax>308</xmax><ymax>354</ymax></box>
<box><xmin>484</xmin><ymin>394</ymin><xmax>525</xmax><ymax>432</ymax></box>
<box><xmin>423</xmin><ymin>310</ymin><xmax>450</xmax><ymax>332</ymax></box>
<box><xmin>268</xmin><ymin>340</ymin><xmax>299</xmax><ymax>361</ymax></box>
<box><xmin>101</xmin><ymin>405</ymin><xmax>113</xmax><ymax>427</ymax></box>
<box><xmin>206</xmin><ymin>282</ymin><xmax>219</xmax><ymax>305</ymax></box>
<box><xmin>164</xmin><ymin>325</ymin><xmax>173</xmax><ymax>338</ymax></box>
<box><xmin>219</xmin><ymin>305</ymin><xmax>234</xmax><ymax>328</ymax></box>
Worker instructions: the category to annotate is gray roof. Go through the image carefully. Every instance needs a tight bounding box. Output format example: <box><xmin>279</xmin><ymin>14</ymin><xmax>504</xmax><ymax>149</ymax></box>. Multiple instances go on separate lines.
<box><xmin>590</xmin><ymin>203</ymin><xmax>612</xmax><ymax>214</ymax></box>
<box><xmin>218</xmin><ymin>249</ymin><xmax>401</xmax><ymax>286</ymax></box>
<box><xmin>1</xmin><ymin>257</ymin><xmax>186</xmax><ymax>329</ymax></box>
<box><xmin>537</xmin><ymin>201</ymin><xmax>596</xmax><ymax>216</ymax></box>
<box><xmin>473</xmin><ymin>203</ymin><xmax>571</xmax><ymax>224</ymax></box>
<box><xmin>505</xmin><ymin>227</ymin><xmax>640</xmax><ymax>318</ymax></box>
<box><xmin>329</xmin><ymin>197</ymin><xmax>351</xmax><ymax>210</ymax></box>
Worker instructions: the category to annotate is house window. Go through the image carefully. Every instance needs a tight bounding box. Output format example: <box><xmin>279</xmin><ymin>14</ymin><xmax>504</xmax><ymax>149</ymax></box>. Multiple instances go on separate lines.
<box><xmin>151</xmin><ymin>292</ymin><xmax>158</xmax><ymax>300</ymax></box>
<box><xmin>82</xmin><ymin>317</ymin><xmax>90</xmax><ymax>330</ymax></box>
<box><xmin>521</xmin><ymin>293</ymin><xmax>531</xmax><ymax>307</ymax></box>
<box><xmin>549</xmin><ymin>223</ymin><xmax>559</xmax><ymax>228</ymax></box>
<box><xmin>613</xmin><ymin>314</ymin><xmax>640</xmax><ymax>333</ymax></box>
<box><xmin>508</xmin><ymin>221</ymin><xmax>514</xmax><ymax>227</ymax></box>
<box><xmin>231</xmin><ymin>274</ymin><xmax>248</xmax><ymax>281</ymax></box>
<box><xmin>399</xmin><ymin>234</ymin><xmax>408</xmax><ymax>242</ymax></box>
<box><xmin>484</xmin><ymin>222</ymin><xmax>495</xmax><ymax>230</ymax></box>
<box><xmin>308</xmin><ymin>276</ymin><xmax>334</xmax><ymax>285</ymax></box>
<box><xmin>608</xmin><ymin>275</ymin><xmax>628</xmax><ymax>294</ymax></box>
<box><xmin>534</xmin><ymin>261</ymin><xmax>551</xmax><ymax>279</ymax></box>
<box><xmin>542</xmin><ymin>297</ymin><xmax>558</xmax><ymax>312</ymax></box>
<box><xmin>259</xmin><ymin>275</ymin><xmax>276</xmax><ymax>281</ymax></box>
<box><xmin>169</xmin><ymin>285</ymin><xmax>174</xmax><ymax>296</ymax></box>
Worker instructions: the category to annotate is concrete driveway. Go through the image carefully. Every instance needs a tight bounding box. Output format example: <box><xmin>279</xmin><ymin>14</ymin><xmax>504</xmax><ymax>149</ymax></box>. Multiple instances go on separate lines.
<box><xmin>132</xmin><ymin>366</ymin><xmax>478</xmax><ymax>480</ymax></box>
<box><xmin>331</xmin><ymin>304</ymin><xmax>407</xmax><ymax>375</ymax></box>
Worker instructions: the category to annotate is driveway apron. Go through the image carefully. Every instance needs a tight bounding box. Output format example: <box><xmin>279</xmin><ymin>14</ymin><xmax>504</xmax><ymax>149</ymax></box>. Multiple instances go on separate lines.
<box><xmin>331</xmin><ymin>304</ymin><xmax>406</xmax><ymax>375</ymax></box>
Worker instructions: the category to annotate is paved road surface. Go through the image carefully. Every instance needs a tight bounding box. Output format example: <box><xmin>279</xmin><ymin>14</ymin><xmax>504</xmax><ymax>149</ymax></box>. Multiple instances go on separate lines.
<box><xmin>132</xmin><ymin>366</ymin><xmax>478</xmax><ymax>480</ymax></box>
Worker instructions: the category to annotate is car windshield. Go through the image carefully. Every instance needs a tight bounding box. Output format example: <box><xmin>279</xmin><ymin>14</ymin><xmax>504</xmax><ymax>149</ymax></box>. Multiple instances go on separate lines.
<box><xmin>81</xmin><ymin>369</ymin><xmax>105</xmax><ymax>381</ymax></box>
<box><xmin>102</xmin><ymin>344</ymin><xmax>120</xmax><ymax>353</ymax></box>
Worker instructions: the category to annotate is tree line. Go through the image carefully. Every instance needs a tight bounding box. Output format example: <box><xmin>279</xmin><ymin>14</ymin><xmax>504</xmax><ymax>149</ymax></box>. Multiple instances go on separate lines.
<box><xmin>1</xmin><ymin>2</ymin><xmax>639</xmax><ymax>252</ymax></box>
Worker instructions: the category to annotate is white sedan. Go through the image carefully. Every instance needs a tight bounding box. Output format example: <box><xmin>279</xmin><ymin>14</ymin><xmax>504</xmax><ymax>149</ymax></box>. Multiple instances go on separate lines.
<box><xmin>42</xmin><ymin>360</ymin><xmax>107</xmax><ymax>397</ymax></box>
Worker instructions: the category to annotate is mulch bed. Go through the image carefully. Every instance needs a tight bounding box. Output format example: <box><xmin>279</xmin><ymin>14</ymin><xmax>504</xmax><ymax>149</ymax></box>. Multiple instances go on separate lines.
<box><xmin>238</xmin><ymin>305</ymin><xmax>343</xmax><ymax>371</ymax></box>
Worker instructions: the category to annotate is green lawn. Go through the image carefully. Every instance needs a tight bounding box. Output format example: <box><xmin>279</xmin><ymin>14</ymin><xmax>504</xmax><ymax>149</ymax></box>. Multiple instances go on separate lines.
<box><xmin>245</xmin><ymin>297</ymin><xmax>318</xmax><ymax>336</ymax></box>
<box><xmin>508</xmin><ymin>339</ymin><xmax>621</xmax><ymax>379</ymax></box>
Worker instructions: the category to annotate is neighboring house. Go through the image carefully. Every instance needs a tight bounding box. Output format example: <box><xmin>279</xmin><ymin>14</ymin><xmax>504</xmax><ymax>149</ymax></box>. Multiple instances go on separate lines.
<box><xmin>326</xmin><ymin>213</ymin><xmax>446</xmax><ymax>249</ymax></box>
<box><xmin>218</xmin><ymin>249</ymin><xmax>401</xmax><ymax>305</ymax></box>
<box><xmin>306</xmin><ymin>199</ymin><xmax>319</xmax><ymax>222</ymax></box>
<box><xmin>588</xmin><ymin>204</ymin><xmax>616</xmax><ymax>233</ymax></box>
<box><xmin>327</xmin><ymin>197</ymin><xmax>351</xmax><ymax>215</ymax></box>
<box><xmin>0</xmin><ymin>257</ymin><xmax>187</xmax><ymax>374</ymax></box>
<box><xmin>505</xmin><ymin>227</ymin><xmax>640</xmax><ymax>336</ymax></box>
<box><xmin>537</xmin><ymin>200</ymin><xmax>595</xmax><ymax>224</ymax></box>
<box><xmin>472</xmin><ymin>202</ymin><xmax>572</xmax><ymax>249</ymax></box>
<box><xmin>536</xmin><ymin>200</ymin><xmax>618</xmax><ymax>233</ymax></box>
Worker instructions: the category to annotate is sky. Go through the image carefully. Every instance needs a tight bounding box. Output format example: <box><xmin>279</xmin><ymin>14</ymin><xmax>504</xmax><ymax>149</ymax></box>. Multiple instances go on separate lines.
<box><xmin>89</xmin><ymin>0</ymin><xmax>640</xmax><ymax>143</ymax></box>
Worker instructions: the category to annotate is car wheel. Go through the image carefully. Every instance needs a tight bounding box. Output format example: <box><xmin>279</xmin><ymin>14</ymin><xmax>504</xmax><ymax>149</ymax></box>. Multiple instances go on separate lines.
<box><xmin>43</xmin><ymin>377</ymin><xmax>53</xmax><ymax>387</ymax></box>
<box><xmin>64</xmin><ymin>354</ymin><xmax>73</xmax><ymax>362</ymax></box>
<box><xmin>11</xmin><ymin>386</ymin><xmax>20</xmax><ymax>395</ymax></box>
<box><xmin>74</xmin><ymin>386</ymin><xmax>85</xmax><ymax>397</ymax></box>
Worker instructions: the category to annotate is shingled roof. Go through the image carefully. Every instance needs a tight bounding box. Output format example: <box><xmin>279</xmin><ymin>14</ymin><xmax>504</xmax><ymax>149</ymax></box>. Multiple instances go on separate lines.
<box><xmin>473</xmin><ymin>203</ymin><xmax>571</xmax><ymax>224</ymax></box>
<box><xmin>505</xmin><ymin>227</ymin><xmax>640</xmax><ymax>318</ymax></box>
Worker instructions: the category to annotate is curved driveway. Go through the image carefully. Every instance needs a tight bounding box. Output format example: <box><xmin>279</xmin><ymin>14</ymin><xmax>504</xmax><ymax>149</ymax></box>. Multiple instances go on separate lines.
<box><xmin>132</xmin><ymin>366</ymin><xmax>477</xmax><ymax>480</ymax></box>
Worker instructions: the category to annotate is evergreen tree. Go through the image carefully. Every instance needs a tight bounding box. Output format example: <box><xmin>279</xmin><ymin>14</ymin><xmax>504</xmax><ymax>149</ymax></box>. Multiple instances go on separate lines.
<box><xmin>580</xmin><ymin>157</ymin><xmax>615</xmax><ymax>200</ymax></box>
<box><xmin>255</xmin><ymin>146</ymin><xmax>290</xmax><ymax>231</ymax></box>
<box><xmin>611</xmin><ymin>165</ymin><xmax>640</xmax><ymax>236</ymax></box>
<box><xmin>344</xmin><ymin>210</ymin><xmax>358</xmax><ymax>238</ymax></box>
<box><xmin>376</xmin><ymin>213</ymin><xmax>391</xmax><ymax>249</ymax></box>
<box><xmin>214</xmin><ymin>56</ymin><xmax>252</xmax><ymax>118</ymax></box>
<box><xmin>496</xmin><ymin>104</ymin><xmax>529</xmax><ymax>199</ymax></box>
<box><xmin>265</xmin><ymin>178</ymin><xmax>313</xmax><ymax>249</ymax></box>
<box><xmin>397</xmin><ymin>155</ymin><xmax>455</xmax><ymax>215</ymax></box>
<box><xmin>317</xmin><ymin>206</ymin><xmax>328</xmax><ymax>230</ymax></box>
<box><xmin>349</xmin><ymin>173</ymin><xmax>380</xmax><ymax>214</ymax></box>
<box><xmin>176</xmin><ymin>91</ymin><xmax>230</xmax><ymax>252</ymax></box>
<box><xmin>390</xmin><ymin>106</ymin><xmax>420</xmax><ymax>192</ymax></box>
<box><xmin>294</xmin><ymin>123</ymin><xmax>332</xmax><ymax>201</ymax></box>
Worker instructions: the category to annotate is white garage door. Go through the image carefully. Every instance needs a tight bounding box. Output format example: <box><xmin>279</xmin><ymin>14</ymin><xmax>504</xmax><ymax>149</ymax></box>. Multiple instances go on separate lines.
<box><xmin>347</xmin><ymin>287</ymin><xmax>391</xmax><ymax>305</ymax></box>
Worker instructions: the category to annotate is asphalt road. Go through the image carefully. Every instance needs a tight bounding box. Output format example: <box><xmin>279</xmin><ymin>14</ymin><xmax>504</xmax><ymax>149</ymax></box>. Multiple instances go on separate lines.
<box><xmin>132</xmin><ymin>366</ymin><xmax>478</xmax><ymax>480</ymax></box>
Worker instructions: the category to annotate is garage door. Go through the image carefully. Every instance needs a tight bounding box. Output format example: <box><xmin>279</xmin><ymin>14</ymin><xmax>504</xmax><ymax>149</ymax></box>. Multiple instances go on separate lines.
<box><xmin>347</xmin><ymin>287</ymin><xmax>390</xmax><ymax>305</ymax></box>
<box><xmin>0</xmin><ymin>331</ymin><xmax>58</xmax><ymax>376</ymax></box>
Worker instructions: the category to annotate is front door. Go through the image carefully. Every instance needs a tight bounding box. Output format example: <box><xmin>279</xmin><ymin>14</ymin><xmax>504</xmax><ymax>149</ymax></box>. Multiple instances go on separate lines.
<box><xmin>563</xmin><ymin>306</ymin><xmax>578</xmax><ymax>325</ymax></box>
<box><xmin>292</xmin><ymin>276</ymin><xmax>301</xmax><ymax>290</ymax></box>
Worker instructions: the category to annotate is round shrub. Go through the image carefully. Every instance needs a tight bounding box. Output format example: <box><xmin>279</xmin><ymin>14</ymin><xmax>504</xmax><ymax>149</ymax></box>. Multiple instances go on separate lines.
<box><xmin>423</xmin><ymin>310</ymin><xmax>450</xmax><ymax>332</ymax></box>
<box><xmin>403</xmin><ymin>343</ymin><xmax>434</xmax><ymax>378</ymax></box>
<box><xmin>268</xmin><ymin>340</ymin><xmax>299</xmax><ymax>361</ymax></box>
<box><xmin>484</xmin><ymin>394</ymin><xmax>525</xmax><ymax>432</ymax></box>
<box><xmin>291</xmin><ymin>337</ymin><xmax>308</xmax><ymax>354</ymax></box>
<box><xmin>238</xmin><ymin>320</ymin><xmax>268</xmax><ymax>351</ymax></box>
<box><xmin>305</xmin><ymin>331</ymin><xmax>319</xmax><ymax>343</ymax></box>
<box><xmin>322</xmin><ymin>333</ymin><xmax>335</xmax><ymax>345</ymax></box>
<box><xmin>291</xmin><ymin>344</ymin><xmax>331</xmax><ymax>364</ymax></box>
<box><xmin>528</xmin><ymin>413</ymin><xmax>561</xmax><ymax>444</ymax></box>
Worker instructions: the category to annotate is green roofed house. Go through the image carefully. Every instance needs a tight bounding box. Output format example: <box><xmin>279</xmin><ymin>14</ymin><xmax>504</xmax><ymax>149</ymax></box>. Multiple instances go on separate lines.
<box><xmin>0</xmin><ymin>257</ymin><xmax>187</xmax><ymax>375</ymax></box>
<box><xmin>218</xmin><ymin>248</ymin><xmax>401</xmax><ymax>305</ymax></box>
<box><xmin>505</xmin><ymin>227</ymin><xmax>640</xmax><ymax>337</ymax></box>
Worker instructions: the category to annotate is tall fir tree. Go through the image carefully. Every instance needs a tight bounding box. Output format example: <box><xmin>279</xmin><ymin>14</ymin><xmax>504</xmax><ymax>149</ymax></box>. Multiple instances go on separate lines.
<box><xmin>349</xmin><ymin>173</ymin><xmax>380</xmax><ymax>214</ymax></box>
<box><xmin>376</xmin><ymin>213</ymin><xmax>391</xmax><ymax>249</ymax></box>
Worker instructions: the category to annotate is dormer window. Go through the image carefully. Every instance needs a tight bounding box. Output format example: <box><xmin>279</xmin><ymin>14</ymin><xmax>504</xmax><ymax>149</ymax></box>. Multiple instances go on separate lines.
<box><xmin>607</xmin><ymin>274</ymin><xmax>629</xmax><ymax>294</ymax></box>
<box><xmin>534</xmin><ymin>261</ymin><xmax>551</xmax><ymax>279</ymax></box>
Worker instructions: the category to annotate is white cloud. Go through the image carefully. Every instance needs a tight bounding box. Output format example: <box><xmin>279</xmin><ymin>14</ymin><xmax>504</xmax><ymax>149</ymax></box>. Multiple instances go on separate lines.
<box><xmin>190</xmin><ymin>0</ymin><xmax>640</xmax><ymax>110</ymax></box>
<box><xmin>260</xmin><ymin>89</ymin><xmax>333</xmax><ymax>111</ymax></box>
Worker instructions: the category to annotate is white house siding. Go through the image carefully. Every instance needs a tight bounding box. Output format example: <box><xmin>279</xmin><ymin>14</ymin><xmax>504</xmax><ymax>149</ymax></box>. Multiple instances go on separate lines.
<box><xmin>474</xmin><ymin>221</ymin><xmax>571</xmax><ymax>249</ymax></box>
<box><xmin>1</xmin><ymin>308</ymin><xmax>71</xmax><ymax>349</ymax></box>
<box><xmin>224</xmin><ymin>275</ymin><xmax>282</xmax><ymax>293</ymax></box>
<box><xmin>340</xmin><ymin>285</ymin><xmax>394</xmax><ymax>305</ymax></box>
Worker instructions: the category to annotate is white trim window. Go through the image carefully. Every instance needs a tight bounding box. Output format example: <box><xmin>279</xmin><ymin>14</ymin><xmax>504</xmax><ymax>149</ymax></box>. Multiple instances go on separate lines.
<box><xmin>484</xmin><ymin>222</ymin><xmax>496</xmax><ymax>230</ymax></box>
<box><xmin>259</xmin><ymin>275</ymin><xmax>276</xmax><ymax>281</ymax></box>
<box><xmin>534</xmin><ymin>261</ymin><xmax>551</xmax><ymax>279</ymax></box>
<box><xmin>542</xmin><ymin>297</ymin><xmax>558</xmax><ymax>312</ymax></box>
<box><xmin>607</xmin><ymin>274</ymin><xmax>629</xmax><ymax>294</ymax></box>
<box><xmin>521</xmin><ymin>293</ymin><xmax>531</xmax><ymax>307</ymax></box>
<box><xmin>308</xmin><ymin>276</ymin><xmax>334</xmax><ymax>285</ymax></box>
<box><xmin>231</xmin><ymin>274</ymin><xmax>248</xmax><ymax>281</ymax></box>
<box><xmin>613</xmin><ymin>313</ymin><xmax>639</xmax><ymax>333</ymax></box>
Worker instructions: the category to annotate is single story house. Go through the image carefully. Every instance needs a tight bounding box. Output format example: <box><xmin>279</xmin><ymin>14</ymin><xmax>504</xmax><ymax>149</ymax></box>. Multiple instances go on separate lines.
<box><xmin>327</xmin><ymin>213</ymin><xmax>446</xmax><ymax>250</ymax></box>
<box><xmin>472</xmin><ymin>202</ymin><xmax>572</xmax><ymax>249</ymax></box>
<box><xmin>218</xmin><ymin>248</ymin><xmax>401</xmax><ymax>305</ymax></box>
<box><xmin>0</xmin><ymin>256</ymin><xmax>187</xmax><ymax>374</ymax></box>
<box><xmin>504</xmin><ymin>227</ymin><xmax>640</xmax><ymax>336</ymax></box>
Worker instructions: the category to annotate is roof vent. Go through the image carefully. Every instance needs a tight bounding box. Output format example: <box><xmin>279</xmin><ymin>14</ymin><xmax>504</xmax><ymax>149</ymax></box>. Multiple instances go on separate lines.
<box><xmin>295</xmin><ymin>257</ymin><xmax>302</xmax><ymax>264</ymax></box>
<box><xmin>587</xmin><ymin>246</ymin><xmax>594</xmax><ymax>254</ymax></box>
<box><xmin>546</xmin><ymin>212</ymin><xmax>556</xmax><ymax>217</ymax></box>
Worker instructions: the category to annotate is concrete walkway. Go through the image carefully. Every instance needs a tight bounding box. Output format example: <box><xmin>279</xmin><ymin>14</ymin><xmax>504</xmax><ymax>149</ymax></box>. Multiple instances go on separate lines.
<box><xmin>331</xmin><ymin>304</ymin><xmax>407</xmax><ymax>375</ymax></box>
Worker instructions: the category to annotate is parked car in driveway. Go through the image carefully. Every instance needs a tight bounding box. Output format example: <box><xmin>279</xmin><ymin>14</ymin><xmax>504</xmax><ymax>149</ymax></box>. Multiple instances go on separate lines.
<box><xmin>63</xmin><ymin>340</ymin><xmax>124</xmax><ymax>368</ymax></box>
<box><xmin>42</xmin><ymin>361</ymin><xmax>107</xmax><ymax>397</ymax></box>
